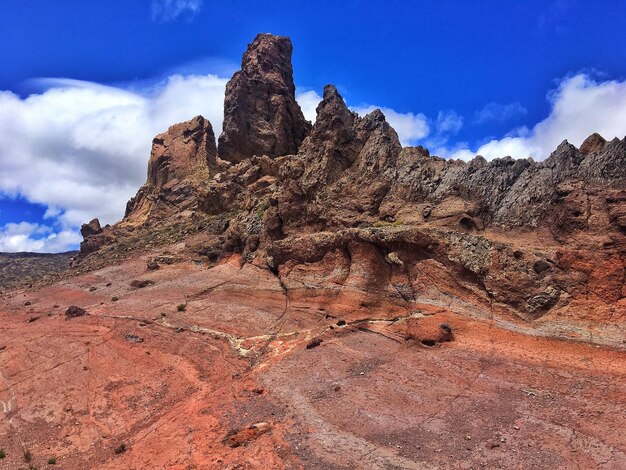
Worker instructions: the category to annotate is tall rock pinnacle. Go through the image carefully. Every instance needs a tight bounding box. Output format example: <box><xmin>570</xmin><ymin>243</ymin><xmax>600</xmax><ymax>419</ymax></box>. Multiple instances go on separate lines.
<box><xmin>124</xmin><ymin>115</ymin><xmax>216</xmax><ymax>223</ymax></box>
<box><xmin>218</xmin><ymin>33</ymin><xmax>311</xmax><ymax>163</ymax></box>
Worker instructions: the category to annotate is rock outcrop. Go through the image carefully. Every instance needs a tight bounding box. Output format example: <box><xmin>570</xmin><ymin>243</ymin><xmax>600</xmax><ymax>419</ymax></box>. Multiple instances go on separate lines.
<box><xmin>579</xmin><ymin>132</ymin><xmax>606</xmax><ymax>155</ymax></box>
<box><xmin>218</xmin><ymin>33</ymin><xmax>311</xmax><ymax>163</ymax></box>
<box><xmin>76</xmin><ymin>35</ymin><xmax>626</xmax><ymax>351</ymax></box>
<box><xmin>124</xmin><ymin>115</ymin><xmax>217</xmax><ymax>224</ymax></box>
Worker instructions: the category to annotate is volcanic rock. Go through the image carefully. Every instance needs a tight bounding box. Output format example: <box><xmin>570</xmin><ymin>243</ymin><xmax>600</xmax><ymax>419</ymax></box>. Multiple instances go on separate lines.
<box><xmin>80</xmin><ymin>218</ymin><xmax>102</xmax><ymax>238</ymax></box>
<box><xmin>124</xmin><ymin>115</ymin><xmax>217</xmax><ymax>224</ymax></box>
<box><xmin>65</xmin><ymin>305</ymin><xmax>87</xmax><ymax>318</ymax></box>
<box><xmin>218</xmin><ymin>33</ymin><xmax>311</xmax><ymax>163</ymax></box>
<box><xmin>73</xmin><ymin>33</ymin><xmax>626</xmax><ymax>351</ymax></box>
<box><xmin>579</xmin><ymin>132</ymin><xmax>606</xmax><ymax>155</ymax></box>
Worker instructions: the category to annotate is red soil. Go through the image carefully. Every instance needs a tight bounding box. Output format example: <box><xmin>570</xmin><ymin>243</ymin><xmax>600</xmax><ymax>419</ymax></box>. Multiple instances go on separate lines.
<box><xmin>0</xmin><ymin>250</ymin><xmax>624</xmax><ymax>469</ymax></box>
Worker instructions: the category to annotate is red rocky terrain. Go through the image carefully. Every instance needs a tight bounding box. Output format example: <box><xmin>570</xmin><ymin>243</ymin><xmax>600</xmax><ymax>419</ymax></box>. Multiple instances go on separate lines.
<box><xmin>1</xmin><ymin>33</ymin><xmax>625</xmax><ymax>469</ymax></box>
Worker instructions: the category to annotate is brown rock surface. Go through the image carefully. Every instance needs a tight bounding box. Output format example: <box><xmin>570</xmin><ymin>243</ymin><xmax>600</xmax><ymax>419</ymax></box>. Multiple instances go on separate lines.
<box><xmin>218</xmin><ymin>33</ymin><xmax>311</xmax><ymax>163</ymax></box>
<box><xmin>123</xmin><ymin>115</ymin><xmax>217</xmax><ymax>225</ymax></box>
<box><xmin>580</xmin><ymin>132</ymin><xmax>606</xmax><ymax>155</ymax></box>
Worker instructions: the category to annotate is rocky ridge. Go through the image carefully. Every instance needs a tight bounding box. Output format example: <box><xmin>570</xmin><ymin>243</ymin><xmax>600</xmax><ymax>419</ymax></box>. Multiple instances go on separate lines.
<box><xmin>76</xmin><ymin>33</ymin><xmax>626</xmax><ymax>348</ymax></box>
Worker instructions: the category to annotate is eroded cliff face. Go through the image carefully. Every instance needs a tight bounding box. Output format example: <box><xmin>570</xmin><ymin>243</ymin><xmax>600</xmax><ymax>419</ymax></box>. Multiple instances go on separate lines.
<box><xmin>76</xmin><ymin>33</ymin><xmax>626</xmax><ymax>349</ymax></box>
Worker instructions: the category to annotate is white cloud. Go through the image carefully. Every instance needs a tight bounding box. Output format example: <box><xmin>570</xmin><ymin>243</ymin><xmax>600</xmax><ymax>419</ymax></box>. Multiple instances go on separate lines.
<box><xmin>0</xmin><ymin>74</ymin><xmax>227</xmax><ymax>234</ymax></box>
<box><xmin>151</xmin><ymin>0</ymin><xmax>203</xmax><ymax>22</ymax></box>
<box><xmin>0</xmin><ymin>222</ymin><xmax>81</xmax><ymax>253</ymax></box>
<box><xmin>296</xmin><ymin>90</ymin><xmax>322</xmax><ymax>124</ymax></box>
<box><xmin>474</xmin><ymin>102</ymin><xmax>527</xmax><ymax>124</ymax></box>
<box><xmin>449</xmin><ymin>73</ymin><xmax>626</xmax><ymax>161</ymax></box>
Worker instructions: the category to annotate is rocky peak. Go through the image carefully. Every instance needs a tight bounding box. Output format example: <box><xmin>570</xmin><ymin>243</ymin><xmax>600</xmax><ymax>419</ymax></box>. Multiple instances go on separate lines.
<box><xmin>123</xmin><ymin>115</ymin><xmax>216</xmax><ymax>223</ymax></box>
<box><xmin>300</xmin><ymin>85</ymin><xmax>401</xmax><ymax>194</ymax></box>
<box><xmin>147</xmin><ymin>115</ymin><xmax>216</xmax><ymax>189</ymax></box>
<box><xmin>580</xmin><ymin>132</ymin><xmax>606</xmax><ymax>155</ymax></box>
<box><xmin>544</xmin><ymin>140</ymin><xmax>583</xmax><ymax>175</ymax></box>
<box><xmin>218</xmin><ymin>33</ymin><xmax>311</xmax><ymax>163</ymax></box>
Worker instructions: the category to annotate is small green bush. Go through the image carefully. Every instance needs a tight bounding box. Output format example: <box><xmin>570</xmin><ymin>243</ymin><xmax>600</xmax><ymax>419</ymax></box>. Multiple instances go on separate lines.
<box><xmin>255</xmin><ymin>201</ymin><xmax>270</xmax><ymax>217</ymax></box>
<box><xmin>371</xmin><ymin>220</ymin><xmax>392</xmax><ymax>228</ymax></box>
<box><xmin>160</xmin><ymin>312</ymin><xmax>167</xmax><ymax>317</ymax></box>
<box><xmin>177</xmin><ymin>303</ymin><xmax>186</xmax><ymax>312</ymax></box>
<box><xmin>48</xmin><ymin>457</ymin><xmax>57</xmax><ymax>464</ymax></box>
<box><xmin>0</xmin><ymin>449</ymin><xmax>5</xmax><ymax>459</ymax></box>
<box><xmin>111</xmin><ymin>296</ymin><xmax>119</xmax><ymax>302</ymax></box>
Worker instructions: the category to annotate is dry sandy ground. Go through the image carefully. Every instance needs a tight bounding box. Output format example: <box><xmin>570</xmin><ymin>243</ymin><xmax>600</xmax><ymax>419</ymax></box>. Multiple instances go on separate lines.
<box><xmin>0</xmin><ymin>251</ymin><xmax>625</xmax><ymax>469</ymax></box>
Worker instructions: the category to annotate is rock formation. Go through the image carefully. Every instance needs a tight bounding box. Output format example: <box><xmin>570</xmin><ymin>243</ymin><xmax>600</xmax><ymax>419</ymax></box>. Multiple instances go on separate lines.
<box><xmin>77</xmin><ymin>33</ymin><xmax>626</xmax><ymax>350</ymax></box>
<box><xmin>217</xmin><ymin>33</ymin><xmax>311</xmax><ymax>163</ymax></box>
<box><xmin>124</xmin><ymin>115</ymin><xmax>217</xmax><ymax>224</ymax></box>
<box><xmin>5</xmin><ymin>33</ymin><xmax>626</xmax><ymax>470</ymax></box>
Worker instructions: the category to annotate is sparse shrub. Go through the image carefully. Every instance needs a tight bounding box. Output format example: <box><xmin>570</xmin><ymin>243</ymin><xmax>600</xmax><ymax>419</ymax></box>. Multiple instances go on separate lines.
<box><xmin>114</xmin><ymin>443</ymin><xmax>126</xmax><ymax>454</ymax></box>
<box><xmin>177</xmin><ymin>303</ymin><xmax>186</xmax><ymax>312</ymax></box>
<box><xmin>48</xmin><ymin>457</ymin><xmax>57</xmax><ymax>464</ymax></box>
<box><xmin>111</xmin><ymin>296</ymin><xmax>119</xmax><ymax>302</ymax></box>
<box><xmin>372</xmin><ymin>220</ymin><xmax>392</xmax><ymax>228</ymax></box>
<box><xmin>0</xmin><ymin>448</ymin><xmax>5</xmax><ymax>458</ymax></box>
<box><xmin>160</xmin><ymin>312</ymin><xmax>167</xmax><ymax>317</ymax></box>
<box><xmin>23</xmin><ymin>448</ymin><xmax>32</xmax><ymax>462</ymax></box>
<box><xmin>255</xmin><ymin>201</ymin><xmax>270</xmax><ymax>217</ymax></box>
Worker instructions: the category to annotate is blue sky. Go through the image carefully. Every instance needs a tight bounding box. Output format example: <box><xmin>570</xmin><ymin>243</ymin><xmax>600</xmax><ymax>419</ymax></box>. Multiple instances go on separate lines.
<box><xmin>1</xmin><ymin>0</ymin><xmax>626</xmax><ymax>251</ymax></box>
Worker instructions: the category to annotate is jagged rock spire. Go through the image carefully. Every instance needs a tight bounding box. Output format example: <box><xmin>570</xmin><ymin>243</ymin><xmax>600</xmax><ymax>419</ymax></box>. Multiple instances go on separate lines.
<box><xmin>218</xmin><ymin>33</ymin><xmax>311</xmax><ymax>163</ymax></box>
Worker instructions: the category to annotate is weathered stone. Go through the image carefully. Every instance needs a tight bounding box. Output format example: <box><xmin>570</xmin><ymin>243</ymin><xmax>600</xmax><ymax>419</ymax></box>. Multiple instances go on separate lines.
<box><xmin>580</xmin><ymin>132</ymin><xmax>606</xmax><ymax>155</ymax></box>
<box><xmin>218</xmin><ymin>33</ymin><xmax>311</xmax><ymax>163</ymax></box>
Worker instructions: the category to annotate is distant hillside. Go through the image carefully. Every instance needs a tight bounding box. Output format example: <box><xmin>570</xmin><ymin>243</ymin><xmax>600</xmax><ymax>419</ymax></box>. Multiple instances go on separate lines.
<box><xmin>0</xmin><ymin>251</ymin><xmax>77</xmax><ymax>290</ymax></box>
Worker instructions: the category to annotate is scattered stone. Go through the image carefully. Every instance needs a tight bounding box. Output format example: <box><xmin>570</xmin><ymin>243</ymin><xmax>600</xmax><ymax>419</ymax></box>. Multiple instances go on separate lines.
<box><xmin>147</xmin><ymin>260</ymin><xmax>160</xmax><ymax>271</ymax></box>
<box><xmin>89</xmin><ymin>286</ymin><xmax>97</xmax><ymax>292</ymax></box>
<box><xmin>306</xmin><ymin>338</ymin><xmax>323</xmax><ymax>349</ymax></box>
<box><xmin>130</xmin><ymin>279</ymin><xmax>155</xmax><ymax>289</ymax></box>
<box><xmin>222</xmin><ymin>422</ymin><xmax>272</xmax><ymax>448</ymax></box>
<box><xmin>24</xmin><ymin>301</ymin><xmax>31</xmax><ymax>306</ymax></box>
<box><xmin>65</xmin><ymin>306</ymin><xmax>87</xmax><ymax>318</ymax></box>
<box><xmin>124</xmin><ymin>334</ymin><xmax>144</xmax><ymax>343</ymax></box>
<box><xmin>526</xmin><ymin>287</ymin><xmax>560</xmax><ymax>315</ymax></box>
<box><xmin>533</xmin><ymin>260</ymin><xmax>551</xmax><ymax>274</ymax></box>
